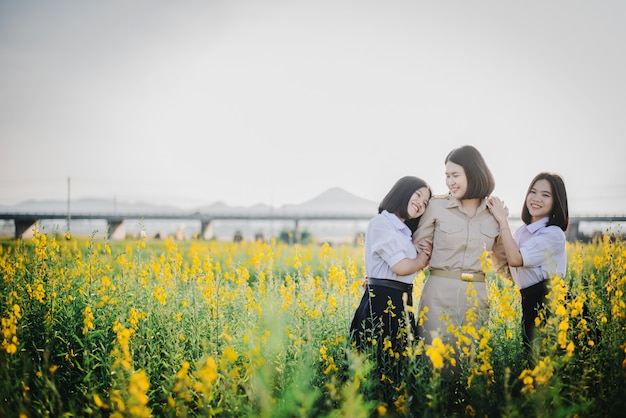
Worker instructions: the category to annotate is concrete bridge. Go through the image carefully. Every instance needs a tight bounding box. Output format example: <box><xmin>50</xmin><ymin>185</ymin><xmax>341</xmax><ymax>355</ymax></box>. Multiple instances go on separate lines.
<box><xmin>0</xmin><ymin>211</ymin><xmax>624</xmax><ymax>242</ymax></box>
<box><xmin>0</xmin><ymin>211</ymin><xmax>376</xmax><ymax>241</ymax></box>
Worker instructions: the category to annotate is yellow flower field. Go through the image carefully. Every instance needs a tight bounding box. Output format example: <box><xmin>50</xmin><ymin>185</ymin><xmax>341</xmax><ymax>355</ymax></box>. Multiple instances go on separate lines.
<box><xmin>1</xmin><ymin>229</ymin><xmax>625</xmax><ymax>417</ymax></box>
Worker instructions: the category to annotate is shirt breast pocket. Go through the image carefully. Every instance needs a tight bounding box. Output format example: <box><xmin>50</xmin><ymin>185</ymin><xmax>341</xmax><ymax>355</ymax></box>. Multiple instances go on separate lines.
<box><xmin>436</xmin><ymin>224</ymin><xmax>464</xmax><ymax>249</ymax></box>
<box><xmin>479</xmin><ymin>224</ymin><xmax>499</xmax><ymax>246</ymax></box>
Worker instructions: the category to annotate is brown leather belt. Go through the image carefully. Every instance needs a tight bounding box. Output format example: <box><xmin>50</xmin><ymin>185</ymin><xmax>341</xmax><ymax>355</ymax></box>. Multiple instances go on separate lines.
<box><xmin>429</xmin><ymin>269</ymin><xmax>485</xmax><ymax>282</ymax></box>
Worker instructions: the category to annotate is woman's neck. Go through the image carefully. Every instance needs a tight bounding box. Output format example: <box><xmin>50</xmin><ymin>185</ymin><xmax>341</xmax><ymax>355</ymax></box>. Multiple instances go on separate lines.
<box><xmin>460</xmin><ymin>197</ymin><xmax>480</xmax><ymax>217</ymax></box>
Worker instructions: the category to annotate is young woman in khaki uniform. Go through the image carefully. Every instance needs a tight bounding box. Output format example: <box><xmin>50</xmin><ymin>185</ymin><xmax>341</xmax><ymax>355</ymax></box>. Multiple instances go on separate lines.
<box><xmin>412</xmin><ymin>145</ymin><xmax>506</xmax><ymax>350</ymax></box>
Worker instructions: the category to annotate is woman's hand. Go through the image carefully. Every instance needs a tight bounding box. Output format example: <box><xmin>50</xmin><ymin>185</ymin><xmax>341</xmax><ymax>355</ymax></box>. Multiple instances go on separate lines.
<box><xmin>417</xmin><ymin>238</ymin><xmax>432</xmax><ymax>256</ymax></box>
<box><xmin>486</xmin><ymin>196</ymin><xmax>509</xmax><ymax>225</ymax></box>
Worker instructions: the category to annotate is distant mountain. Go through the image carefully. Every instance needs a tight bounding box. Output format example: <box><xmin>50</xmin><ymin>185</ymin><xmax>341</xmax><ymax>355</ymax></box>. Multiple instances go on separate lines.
<box><xmin>195</xmin><ymin>201</ymin><xmax>274</xmax><ymax>214</ymax></box>
<box><xmin>0</xmin><ymin>188</ymin><xmax>380</xmax><ymax>242</ymax></box>
<box><xmin>0</xmin><ymin>187</ymin><xmax>378</xmax><ymax>216</ymax></box>
<box><xmin>279</xmin><ymin>187</ymin><xmax>377</xmax><ymax>215</ymax></box>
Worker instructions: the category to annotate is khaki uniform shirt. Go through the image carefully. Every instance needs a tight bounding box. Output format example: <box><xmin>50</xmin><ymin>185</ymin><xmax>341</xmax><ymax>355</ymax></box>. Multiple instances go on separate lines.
<box><xmin>413</xmin><ymin>195</ymin><xmax>506</xmax><ymax>273</ymax></box>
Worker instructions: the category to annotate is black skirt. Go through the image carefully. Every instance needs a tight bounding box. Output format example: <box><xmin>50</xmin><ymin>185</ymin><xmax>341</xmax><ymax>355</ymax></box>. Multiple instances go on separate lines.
<box><xmin>349</xmin><ymin>279</ymin><xmax>416</xmax><ymax>350</ymax></box>
<box><xmin>520</xmin><ymin>279</ymin><xmax>549</xmax><ymax>347</ymax></box>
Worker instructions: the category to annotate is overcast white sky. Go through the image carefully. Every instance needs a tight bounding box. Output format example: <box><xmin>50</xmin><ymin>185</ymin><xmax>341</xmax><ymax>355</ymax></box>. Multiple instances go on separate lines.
<box><xmin>1</xmin><ymin>0</ymin><xmax>625</xmax><ymax>216</ymax></box>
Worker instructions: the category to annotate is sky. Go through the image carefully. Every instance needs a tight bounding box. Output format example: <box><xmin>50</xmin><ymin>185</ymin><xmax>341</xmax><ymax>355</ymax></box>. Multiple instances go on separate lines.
<box><xmin>1</xmin><ymin>0</ymin><xmax>625</xmax><ymax>216</ymax></box>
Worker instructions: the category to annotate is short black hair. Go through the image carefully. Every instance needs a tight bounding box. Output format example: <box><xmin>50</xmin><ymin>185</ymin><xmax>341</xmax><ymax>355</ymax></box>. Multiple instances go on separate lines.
<box><xmin>379</xmin><ymin>176</ymin><xmax>431</xmax><ymax>220</ymax></box>
<box><xmin>521</xmin><ymin>172</ymin><xmax>569</xmax><ymax>231</ymax></box>
<box><xmin>445</xmin><ymin>145</ymin><xmax>495</xmax><ymax>199</ymax></box>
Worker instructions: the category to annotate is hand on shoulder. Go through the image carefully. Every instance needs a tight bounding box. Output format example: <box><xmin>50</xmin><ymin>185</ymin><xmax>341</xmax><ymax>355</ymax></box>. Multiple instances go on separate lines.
<box><xmin>486</xmin><ymin>195</ymin><xmax>509</xmax><ymax>222</ymax></box>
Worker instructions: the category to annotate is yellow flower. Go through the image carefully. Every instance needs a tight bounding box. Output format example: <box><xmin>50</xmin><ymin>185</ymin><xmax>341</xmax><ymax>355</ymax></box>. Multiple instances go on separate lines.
<box><xmin>222</xmin><ymin>347</ymin><xmax>238</xmax><ymax>363</ymax></box>
<box><xmin>128</xmin><ymin>370</ymin><xmax>151</xmax><ymax>418</ymax></box>
<box><xmin>194</xmin><ymin>356</ymin><xmax>219</xmax><ymax>392</ymax></box>
<box><xmin>82</xmin><ymin>306</ymin><xmax>95</xmax><ymax>335</ymax></box>
<box><xmin>94</xmin><ymin>394</ymin><xmax>107</xmax><ymax>409</ymax></box>
<box><xmin>519</xmin><ymin>369</ymin><xmax>534</xmax><ymax>392</ymax></box>
<box><xmin>426</xmin><ymin>338</ymin><xmax>449</xmax><ymax>369</ymax></box>
<box><xmin>6</xmin><ymin>343</ymin><xmax>17</xmax><ymax>354</ymax></box>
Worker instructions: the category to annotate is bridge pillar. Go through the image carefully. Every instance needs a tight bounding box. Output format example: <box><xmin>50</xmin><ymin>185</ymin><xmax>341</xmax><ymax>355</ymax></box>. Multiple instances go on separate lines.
<box><xmin>294</xmin><ymin>219</ymin><xmax>300</xmax><ymax>244</ymax></box>
<box><xmin>108</xmin><ymin>219</ymin><xmax>126</xmax><ymax>241</ymax></box>
<box><xmin>15</xmin><ymin>218</ymin><xmax>37</xmax><ymax>239</ymax></box>
<box><xmin>566</xmin><ymin>220</ymin><xmax>580</xmax><ymax>242</ymax></box>
<box><xmin>201</xmin><ymin>220</ymin><xmax>213</xmax><ymax>240</ymax></box>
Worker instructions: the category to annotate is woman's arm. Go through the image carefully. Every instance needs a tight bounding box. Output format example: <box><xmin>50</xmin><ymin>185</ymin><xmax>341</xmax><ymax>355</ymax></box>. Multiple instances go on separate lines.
<box><xmin>412</xmin><ymin>203</ymin><xmax>436</xmax><ymax>248</ymax></box>
<box><xmin>391</xmin><ymin>251</ymin><xmax>430</xmax><ymax>276</ymax></box>
<box><xmin>487</xmin><ymin>196</ymin><xmax>523</xmax><ymax>267</ymax></box>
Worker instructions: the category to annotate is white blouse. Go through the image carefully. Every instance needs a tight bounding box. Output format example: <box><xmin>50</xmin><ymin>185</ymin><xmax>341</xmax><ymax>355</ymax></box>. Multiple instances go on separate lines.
<box><xmin>364</xmin><ymin>210</ymin><xmax>418</xmax><ymax>285</ymax></box>
<box><xmin>510</xmin><ymin>217</ymin><xmax>567</xmax><ymax>289</ymax></box>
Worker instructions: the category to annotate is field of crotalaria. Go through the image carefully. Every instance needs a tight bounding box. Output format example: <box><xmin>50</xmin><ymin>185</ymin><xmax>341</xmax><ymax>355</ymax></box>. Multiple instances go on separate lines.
<box><xmin>1</xmin><ymin>229</ymin><xmax>625</xmax><ymax>417</ymax></box>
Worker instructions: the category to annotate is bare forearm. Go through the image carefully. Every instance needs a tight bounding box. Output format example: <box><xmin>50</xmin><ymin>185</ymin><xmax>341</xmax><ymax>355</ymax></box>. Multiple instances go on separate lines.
<box><xmin>487</xmin><ymin>196</ymin><xmax>524</xmax><ymax>267</ymax></box>
<box><xmin>391</xmin><ymin>252</ymin><xmax>430</xmax><ymax>276</ymax></box>
<box><xmin>498</xmin><ymin>225</ymin><xmax>524</xmax><ymax>267</ymax></box>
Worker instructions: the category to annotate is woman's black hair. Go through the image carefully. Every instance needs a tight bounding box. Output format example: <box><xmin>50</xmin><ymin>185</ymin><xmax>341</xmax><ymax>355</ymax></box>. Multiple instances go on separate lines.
<box><xmin>521</xmin><ymin>172</ymin><xmax>569</xmax><ymax>231</ymax></box>
<box><xmin>445</xmin><ymin>145</ymin><xmax>495</xmax><ymax>199</ymax></box>
<box><xmin>379</xmin><ymin>176</ymin><xmax>431</xmax><ymax>231</ymax></box>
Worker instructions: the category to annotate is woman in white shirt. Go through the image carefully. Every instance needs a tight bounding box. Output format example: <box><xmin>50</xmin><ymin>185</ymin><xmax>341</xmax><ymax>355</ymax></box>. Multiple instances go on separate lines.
<box><xmin>350</xmin><ymin>176</ymin><xmax>432</xmax><ymax>351</ymax></box>
<box><xmin>488</xmin><ymin>172</ymin><xmax>569</xmax><ymax>350</ymax></box>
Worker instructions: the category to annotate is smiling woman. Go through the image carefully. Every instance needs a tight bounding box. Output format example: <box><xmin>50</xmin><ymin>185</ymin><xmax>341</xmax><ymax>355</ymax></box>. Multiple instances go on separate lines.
<box><xmin>412</xmin><ymin>145</ymin><xmax>506</xmax><ymax>374</ymax></box>
<box><xmin>488</xmin><ymin>172</ymin><xmax>569</xmax><ymax>354</ymax></box>
<box><xmin>349</xmin><ymin>176</ymin><xmax>432</xmax><ymax>406</ymax></box>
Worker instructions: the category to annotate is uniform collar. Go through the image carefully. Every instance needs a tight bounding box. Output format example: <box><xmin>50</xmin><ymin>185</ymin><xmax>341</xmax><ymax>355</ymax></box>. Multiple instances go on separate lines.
<box><xmin>445</xmin><ymin>194</ymin><xmax>459</xmax><ymax>208</ymax></box>
<box><xmin>382</xmin><ymin>210</ymin><xmax>411</xmax><ymax>237</ymax></box>
<box><xmin>527</xmin><ymin>217</ymin><xmax>549</xmax><ymax>233</ymax></box>
<box><xmin>445</xmin><ymin>194</ymin><xmax>489</xmax><ymax>214</ymax></box>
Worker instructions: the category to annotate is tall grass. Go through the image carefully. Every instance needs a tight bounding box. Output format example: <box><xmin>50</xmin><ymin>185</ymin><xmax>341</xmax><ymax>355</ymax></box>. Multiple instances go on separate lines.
<box><xmin>1</xmin><ymin>229</ymin><xmax>624</xmax><ymax>417</ymax></box>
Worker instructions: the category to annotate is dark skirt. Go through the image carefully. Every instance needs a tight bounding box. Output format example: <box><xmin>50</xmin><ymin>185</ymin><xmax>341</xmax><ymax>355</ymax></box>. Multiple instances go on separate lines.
<box><xmin>520</xmin><ymin>280</ymin><xmax>549</xmax><ymax>347</ymax></box>
<box><xmin>349</xmin><ymin>280</ymin><xmax>416</xmax><ymax>351</ymax></box>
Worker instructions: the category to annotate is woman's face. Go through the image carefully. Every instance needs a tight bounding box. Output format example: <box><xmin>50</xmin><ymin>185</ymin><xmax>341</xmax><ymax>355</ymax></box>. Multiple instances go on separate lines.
<box><xmin>445</xmin><ymin>161</ymin><xmax>467</xmax><ymax>200</ymax></box>
<box><xmin>407</xmin><ymin>186</ymin><xmax>430</xmax><ymax>219</ymax></box>
<box><xmin>526</xmin><ymin>178</ymin><xmax>554</xmax><ymax>222</ymax></box>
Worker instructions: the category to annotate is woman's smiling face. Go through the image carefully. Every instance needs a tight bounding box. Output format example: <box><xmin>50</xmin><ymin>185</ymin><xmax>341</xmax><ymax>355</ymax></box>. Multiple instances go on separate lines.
<box><xmin>407</xmin><ymin>186</ymin><xmax>430</xmax><ymax>219</ymax></box>
<box><xmin>526</xmin><ymin>178</ymin><xmax>554</xmax><ymax>222</ymax></box>
<box><xmin>445</xmin><ymin>161</ymin><xmax>467</xmax><ymax>200</ymax></box>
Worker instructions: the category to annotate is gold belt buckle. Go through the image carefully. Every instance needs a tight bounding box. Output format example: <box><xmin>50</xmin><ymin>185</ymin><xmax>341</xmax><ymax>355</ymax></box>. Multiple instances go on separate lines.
<box><xmin>461</xmin><ymin>273</ymin><xmax>474</xmax><ymax>282</ymax></box>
